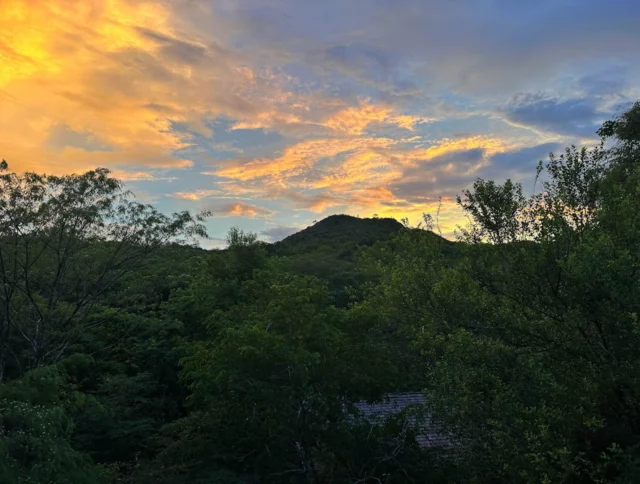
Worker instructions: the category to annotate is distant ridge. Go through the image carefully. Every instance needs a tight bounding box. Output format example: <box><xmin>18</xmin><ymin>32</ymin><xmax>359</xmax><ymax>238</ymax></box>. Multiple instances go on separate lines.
<box><xmin>269</xmin><ymin>215</ymin><xmax>405</xmax><ymax>306</ymax></box>
<box><xmin>275</xmin><ymin>214</ymin><xmax>403</xmax><ymax>252</ymax></box>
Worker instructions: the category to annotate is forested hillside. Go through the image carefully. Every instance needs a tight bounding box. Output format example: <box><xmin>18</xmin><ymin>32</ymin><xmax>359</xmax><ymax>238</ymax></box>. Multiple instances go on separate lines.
<box><xmin>1</xmin><ymin>103</ymin><xmax>640</xmax><ymax>483</ymax></box>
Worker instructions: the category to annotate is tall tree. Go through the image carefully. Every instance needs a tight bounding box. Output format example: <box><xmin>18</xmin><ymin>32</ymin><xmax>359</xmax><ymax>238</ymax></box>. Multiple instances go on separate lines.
<box><xmin>362</xmin><ymin>103</ymin><xmax>640</xmax><ymax>482</ymax></box>
<box><xmin>0</xmin><ymin>163</ymin><xmax>208</xmax><ymax>379</ymax></box>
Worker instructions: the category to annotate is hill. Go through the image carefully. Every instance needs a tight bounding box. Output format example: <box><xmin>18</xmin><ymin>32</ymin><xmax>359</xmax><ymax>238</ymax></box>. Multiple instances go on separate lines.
<box><xmin>135</xmin><ymin>215</ymin><xmax>451</xmax><ymax>307</ymax></box>
<box><xmin>266</xmin><ymin>215</ymin><xmax>403</xmax><ymax>306</ymax></box>
<box><xmin>274</xmin><ymin>214</ymin><xmax>404</xmax><ymax>255</ymax></box>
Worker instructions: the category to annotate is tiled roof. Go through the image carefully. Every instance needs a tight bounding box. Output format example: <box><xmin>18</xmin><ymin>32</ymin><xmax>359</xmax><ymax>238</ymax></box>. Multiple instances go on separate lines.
<box><xmin>353</xmin><ymin>392</ymin><xmax>453</xmax><ymax>449</ymax></box>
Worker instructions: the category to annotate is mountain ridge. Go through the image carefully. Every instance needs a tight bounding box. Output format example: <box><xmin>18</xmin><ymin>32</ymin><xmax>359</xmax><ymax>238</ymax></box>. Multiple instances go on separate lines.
<box><xmin>267</xmin><ymin>214</ymin><xmax>451</xmax><ymax>307</ymax></box>
<box><xmin>273</xmin><ymin>214</ymin><xmax>404</xmax><ymax>253</ymax></box>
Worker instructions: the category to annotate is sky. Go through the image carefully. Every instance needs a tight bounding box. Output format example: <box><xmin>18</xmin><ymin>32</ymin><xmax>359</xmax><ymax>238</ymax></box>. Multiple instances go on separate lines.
<box><xmin>2</xmin><ymin>0</ymin><xmax>639</xmax><ymax>245</ymax></box>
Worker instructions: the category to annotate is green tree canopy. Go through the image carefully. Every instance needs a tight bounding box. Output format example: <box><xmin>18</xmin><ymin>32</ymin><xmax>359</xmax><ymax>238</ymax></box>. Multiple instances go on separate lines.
<box><xmin>0</xmin><ymin>164</ymin><xmax>208</xmax><ymax>378</ymax></box>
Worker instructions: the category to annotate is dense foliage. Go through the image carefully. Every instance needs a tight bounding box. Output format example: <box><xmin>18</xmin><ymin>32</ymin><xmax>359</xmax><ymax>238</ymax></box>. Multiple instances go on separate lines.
<box><xmin>1</xmin><ymin>103</ymin><xmax>640</xmax><ymax>483</ymax></box>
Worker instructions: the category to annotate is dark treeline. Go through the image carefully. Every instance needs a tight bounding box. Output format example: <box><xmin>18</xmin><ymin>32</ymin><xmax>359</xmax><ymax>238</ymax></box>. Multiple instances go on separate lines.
<box><xmin>1</xmin><ymin>103</ymin><xmax>640</xmax><ymax>483</ymax></box>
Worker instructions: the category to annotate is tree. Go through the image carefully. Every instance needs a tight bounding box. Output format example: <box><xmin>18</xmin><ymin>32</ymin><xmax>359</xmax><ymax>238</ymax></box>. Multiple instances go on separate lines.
<box><xmin>361</xmin><ymin>102</ymin><xmax>640</xmax><ymax>482</ymax></box>
<box><xmin>175</xmin><ymin>271</ymin><xmax>349</xmax><ymax>482</ymax></box>
<box><xmin>157</xmin><ymin>226</ymin><xmax>402</xmax><ymax>483</ymax></box>
<box><xmin>0</xmin><ymin>163</ymin><xmax>208</xmax><ymax>379</ymax></box>
<box><xmin>0</xmin><ymin>365</ymin><xmax>110</xmax><ymax>483</ymax></box>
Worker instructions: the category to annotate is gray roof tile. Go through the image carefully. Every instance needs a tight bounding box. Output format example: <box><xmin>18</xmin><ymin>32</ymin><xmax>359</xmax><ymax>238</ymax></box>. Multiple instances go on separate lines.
<box><xmin>353</xmin><ymin>392</ymin><xmax>453</xmax><ymax>449</ymax></box>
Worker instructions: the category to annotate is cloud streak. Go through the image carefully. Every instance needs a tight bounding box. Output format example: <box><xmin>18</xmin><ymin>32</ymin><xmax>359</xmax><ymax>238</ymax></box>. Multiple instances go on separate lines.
<box><xmin>1</xmin><ymin>0</ymin><xmax>639</xmax><ymax>241</ymax></box>
<box><xmin>208</xmin><ymin>202</ymin><xmax>274</xmax><ymax>218</ymax></box>
<box><xmin>502</xmin><ymin>94</ymin><xmax>604</xmax><ymax>138</ymax></box>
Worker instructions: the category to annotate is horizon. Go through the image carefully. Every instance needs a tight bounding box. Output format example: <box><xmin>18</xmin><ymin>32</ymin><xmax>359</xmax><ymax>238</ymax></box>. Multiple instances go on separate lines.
<box><xmin>2</xmin><ymin>0</ymin><xmax>639</xmax><ymax>247</ymax></box>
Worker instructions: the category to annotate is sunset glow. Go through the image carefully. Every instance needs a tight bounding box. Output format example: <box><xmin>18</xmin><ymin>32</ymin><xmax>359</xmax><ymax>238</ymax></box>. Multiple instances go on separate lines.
<box><xmin>2</xmin><ymin>0</ymin><xmax>639</xmax><ymax>243</ymax></box>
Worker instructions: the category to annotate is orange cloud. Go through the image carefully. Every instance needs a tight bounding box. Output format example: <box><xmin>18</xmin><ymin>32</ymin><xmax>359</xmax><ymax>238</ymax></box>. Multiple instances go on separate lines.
<box><xmin>209</xmin><ymin>202</ymin><xmax>274</xmax><ymax>218</ymax></box>
<box><xmin>280</xmin><ymin>190</ymin><xmax>347</xmax><ymax>213</ymax></box>
<box><xmin>0</xmin><ymin>0</ymin><xmax>313</xmax><ymax>175</ymax></box>
<box><xmin>217</xmin><ymin>135</ymin><xmax>508</xmax><ymax>189</ymax></box>
<box><xmin>406</xmin><ymin>135</ymin><xmax>508</xmax><ymax>163</ymax></box>
<box><xmin>0</xmin><ymin>0</ymin><xmax>528</xmax><ymax>238</ymax></box>
<box><xmin>0</xmin><ymin>0</ymin><xmax>193</xmax><ymax>173</ymax></box>
<box><xmin>343</xmin><ymin>191</ymin><xmax>463</xmax><ymax>238</ymax></box>
<box><xmin>216</xmin><ymin>137</ymin><xmax>397</xmax><ymax>182</ymax></box>
<box><xmin>110</xmin><ymin>169</ymin><xmax>177</xmax><ymax>182</ymax></box>
<box><xmin>169</xmin><ymin>190</ymin><xmax>224</xmax><ymax>201</ymax></box>
<box><xmin>309</xmin><ymin>149</ymin><xmax>402</xmax><ymax>190</ymax></box>
<box><xmin>350</xmin><ymin>187</ymin><xmax>397</xmax><ymax>206</ymax></box>
<box><xmin>323</xmin><ymin>103</ymin><xmax>393</xmax><ymax>134</ymax></box>
<box><xmin>230</xmin><ymin>112</ymin><xmax>303</xmax><ymax>131</ymax></box>
<box><xmin>322</xmin><ymin>102</ymin><xmax>430</xmax><ymax>135</ymax></box>
<box><xmin>219</xmin><ymin>98</ymin><xmax>430</xmax><ymax>137</ymax></box>
<box><xmin>211</xmin><ymin>133</ymin><xmax>512</xmax><ymax>230</ymax></box>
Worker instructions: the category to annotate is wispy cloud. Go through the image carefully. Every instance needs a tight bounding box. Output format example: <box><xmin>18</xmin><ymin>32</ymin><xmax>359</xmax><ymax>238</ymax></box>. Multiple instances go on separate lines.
<box><xmin>322</xmin><ymin>102</ymin><xmax>431</xmax><ymax>135</ymax></box>
<box><xmin>1</xmin><ymin>0</ymin><xmax>639</xmax><ymax>241</ymax></box>
<box><xmin>208</xmin><ymin>202</ymin><xmax>274</xmax><ymax>218</ymax></box>
<box><xmin>502</xmin><ymin>94</ymin><xmax>605</xmax><ymax>138</ymax></box>
<box><xmin>169</xmin><ymin>190</ymin><xmax>223</xmax><ymax>201</ymax></box>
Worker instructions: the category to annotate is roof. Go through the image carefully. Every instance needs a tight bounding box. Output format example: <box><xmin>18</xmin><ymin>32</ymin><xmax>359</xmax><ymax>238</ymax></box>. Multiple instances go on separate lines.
<box><xmin>353</xmin><ymin>392</ymin><xmax>452</xmax><ymax>449</ymax></box>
